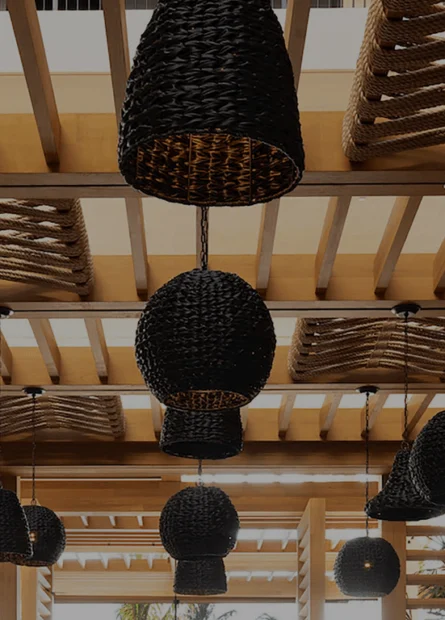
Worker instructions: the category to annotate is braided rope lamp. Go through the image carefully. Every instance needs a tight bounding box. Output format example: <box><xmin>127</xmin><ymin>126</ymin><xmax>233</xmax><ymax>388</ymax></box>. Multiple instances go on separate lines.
<box><xmin>11</xmin><ymin>388</ymin><xmax>66</xmax><ymax>567</ymax></box>
<box><xmin>367</xmin><ymin>304</ymin><xmax>445</xmax><ymax>522</ymax></box>
<box><xmin>136</xmin><ymin>209</ymin><xmax>276</xmax><ymax>411</ymax></box>
<box><xmin>334</xmin><ymin>386</ymin><xmax>400</xmax><ymax>598</ymax></box>
<box><xmin>119</xmin><ymin>0</ymin><xmax>304</xmax><ymax>206</ymax></box>
<box><xmin>0</xmin><ymin>307</ymin><xmax>32</xmax><ymax>563</ymax></box>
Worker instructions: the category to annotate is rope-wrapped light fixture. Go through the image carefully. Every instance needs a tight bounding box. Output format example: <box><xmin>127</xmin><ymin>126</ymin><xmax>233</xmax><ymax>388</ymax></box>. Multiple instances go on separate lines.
<box><xmin>11</xmin><ymin>388</ymin><xmax>66</xmax><ymax>567</ymax></box>
<box><xmin>136</xmin><ymin>209</ymin><xmax>276</xmax><ymax>411</ymax></box>
<box><xmin>367</xmin><ymin>304</ymin><xmax>445</xmax><ymax>522</ymax></box>
<box><xmin>0</xmin><ymin>307</ymin><xmax>32</xmax><ymax>564</ymax></box>
<box><xmin>119</xmin><ymin>0</ymin><xmax>305</xmax><ymax>206</ymax></box>
<box><xmin>160</xmin><ymin>485</ymin><xmax>239</xmax><ymax>595</ymax></box>
<box><xmin>160</xmin><ymin>407</ymin><xmax>243</xmax><ymax>460</ymax></box>
<box><xmin>334</xmin><ymin>386</ymin><xmax>400</xmax><ymax>598</ymax></box>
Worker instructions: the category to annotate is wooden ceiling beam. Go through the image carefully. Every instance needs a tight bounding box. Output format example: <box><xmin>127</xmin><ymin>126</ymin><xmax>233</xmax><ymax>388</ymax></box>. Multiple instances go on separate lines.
<box><xmin>124</xmin><ymin>197</ymin><xmax>149</xmax><ymax>299</ymax></box>
<box><xmin>319</xmin><ymin>394</ymin><xmax>342</xmax><ymax>439</ymax></box>
<box><xmin>29</xmin><ymin>319</ymin><xmax>61</xmax><ymax>384</ymax></box>
<box><xmin>101</xmin><ymin>0</ymin><xmax>130</xmax><ymax>121</ymax></box>
<box><xmin>7</xmin><ymin>0</ymin><xmax>60</xmax><ymax>165</ymax></box>
<box><xmin>278</xmin><ymin>391</ymin><xmax>297</xmax><ymax>440</ymax></box>
<box><xmin>256</xmin><ymin>200</ymin><xmax>280</xmax><ymax>296</ymax></box>
<box><xmin>374</xmin><ymin>196</ymin><xmax>423</xmax><ymax>295</ymax></box>
<box><xmin>0</xmin><ymin>333</ymin><xmax>13</xmax><ymax>384</ymax></box>
<box><xmin>315</xmin><ymin>196</ymin><xmax>351</xmax><ymax>296</ymax></box>
<box><xmin>284</xmin><ymin>0</ymin><xmax>311</xmax><ymax>90</ymax></box>
<box><xmin>433</xmin><ymin>237</ymin><xmax>445</xmax><ymax>294</ymax></box>
<box><xmin>404</xmin><ymin>393</ymin><xmax>435</xmax><ymax>439</ymax></box>
<box><xmin>84</xmin><ymin>319</ymin><xmax>109</xmax><ymax>384</ymax></box>
<box><xmin>150</xmin><ymin>396</ymin><xmax>163</xmax><ymax>439</ymax></box>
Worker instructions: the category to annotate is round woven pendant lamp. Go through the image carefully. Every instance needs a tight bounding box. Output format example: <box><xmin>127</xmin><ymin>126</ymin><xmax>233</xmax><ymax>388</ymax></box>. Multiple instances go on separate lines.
<box><xmin>10</xmin><ymin>388</ymin><xmax>66</xmax><ymax>567</ymax></box>
<box><xmin>160</xmin><ymin>485</ymin><xmax>239</xmax><ymax>595</ymax></box>
<box><xmin>410</xmin><ymin>409</ymin><xmax>445</xmax><ymax>504</ymax></box>
<box><xmin>334</xmin><ymin>537</ymin><xmax>401</xmax><ymax>598</ymax></box>
<box><xmin>367</xmin><ymin>304</ymin><xmax>445</xmax><ymax>522</ymax></box>
<box><xmin>160</xmin><ymin>407</ymin><xmax>243</xmax><ymax>460</ymax></box>
<box><xmin>136</xmin><ymin>269</ymin><xmax>276</xmax><ymax>411</ymax></box>
<box><xmin>118</xmin><ymin>0</ymin><xmax>305</xmax><ymax>206</ymax></box>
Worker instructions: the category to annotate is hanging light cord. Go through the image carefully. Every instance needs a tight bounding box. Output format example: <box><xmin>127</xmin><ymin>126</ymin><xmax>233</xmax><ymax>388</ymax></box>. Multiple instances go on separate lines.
<box><xmin>197</xmin><ymin>458</ymin><xmax>203</xmax><ymax>486</ymax></box>
<box><xmin>402</xmin><ymin>311</ymin><xmax>410</xmax><ymax>447</ymax></box>
<box><xmin>0</xmin><ymin>313</ymin><xmax>3</xmax><ymax>490</ymax></box>
<box><xmin>365</xmin><ymin>389</ymin><xmax>370</xmax><ymax>538</ymax></box>
<box><xmin>174</xmin><ymin>594</ymin><xmax>178</xmax><ymax>620</ymax></box>
<box><xmin>31</xmin><ymin>392</ymin><xmax>37</xmax><ymax>505</ymax></box>
<box><xmin>200</xmin><ymin>207</ymin><xmax>209</xmax><ymax>271</ymax></box>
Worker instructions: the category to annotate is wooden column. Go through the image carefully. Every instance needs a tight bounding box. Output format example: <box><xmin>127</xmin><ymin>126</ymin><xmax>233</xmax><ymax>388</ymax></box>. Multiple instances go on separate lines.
<box><xmin>0</xmin><ymin>477</ymin><xmax>21</xmax><ymax>620</ymax></box>
<box><xmin>381</xmin><ymin>521</ymin><xmax>406</xmax><ymax>620</ymax></box>
<box><xmin>297</xmin><ymin>498</ymin><xmax>326</xmax><ymax>620</ymax></box>
<box><xmin>22</xmin><ymin>567</ymin><xmax>53</xmax><ymax>620</ymax></box>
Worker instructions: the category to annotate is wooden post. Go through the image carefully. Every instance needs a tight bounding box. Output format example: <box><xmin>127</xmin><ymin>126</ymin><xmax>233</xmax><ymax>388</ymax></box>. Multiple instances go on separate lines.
<box><xmin>0</xmin><ymin>477</ymin><xmax>21</xmax><ymax>620</ymax></box>
<box><xmin>297</xmin><ymin>498</ymin><xmax>326</xmax><ymax>620</ymax></box>
<box><xmin>381</xmin><ymin>521</ymin><xmax>406</xmax><ymax>620</ymax></box>
<box><xmin>22</xmin><ymin>567</ymin><xmax>53</xmax><ymax>620</ymax></box>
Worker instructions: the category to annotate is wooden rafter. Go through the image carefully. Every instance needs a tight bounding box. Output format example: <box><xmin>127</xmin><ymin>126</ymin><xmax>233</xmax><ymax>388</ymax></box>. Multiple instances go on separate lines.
<box><xmin>241</xmin><ymin>407</ymin><xmax>249</xmax><ymax>433</ymax></box>
<box><xmin>7</xmin><ymin>0</ymin><xmax>60</xmax><ymax>165</ymax></box>
<box><xmin>374</xmin><ymin>196</ymin><xmax>423</xmax><ymax>295</ymax></box>
<box><xmin>124</xmin><ymin>197</ymin><xmax>149</xmax><ymax>299</ymax></box>
<box><xmin>29</xmin><ymin>319</ymin><xmax>61</xmax><ymax>384</ymax></box>
<box><xmin>0</xmin><ymin>333</ymin><xmax>13</xmax><ymax>384</ymax></box>
<box><xmin>284</xmin><ymin>0</ymin><xmax>311</xmax><ymax>90</ymax></box>
<box><xmin>404</xmin><ymin>394</ymin><xmax>435</xmax><ymax>439</ymax></box>
<box><xmin>150</xmin><ymin>396</ymin><xmax>162</xmax><ymax>438</ymax></box>
<box><xmin>315</xmin><ymin>196</ymin><xmax>351</xmax><ymax>296</ymax></box>
<box><xmin>433</xmin><ymin>238</ymin><xmax>445</xmax><ymax>294</ymax></box>
<box><xmin>256</xmin><ymin>200</ymin><xmax>280</xmax><ymax>295</ymax></box>
<box><xmin>319</xmin><ymin>394</ymin><xmax>342</xmax><ymax>439</ymax></box>
<box><xmin>101</xmin><ymin>0</ymin><xmax>130</xmax><ymax>122</ymax></box>
<box><xmin>84</xmin><ymin>319</ymin><xmax>109</xmax><ymax>384</ymax></box>
<box><xmin>278</xmin><ymin>392</ymin><xmax>297</xmax><ymax>440</ymax></box>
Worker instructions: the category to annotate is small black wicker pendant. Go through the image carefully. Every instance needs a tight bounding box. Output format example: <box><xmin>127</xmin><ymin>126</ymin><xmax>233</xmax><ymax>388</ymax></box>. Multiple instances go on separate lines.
<box><xmin>160</xmin><ymin>486</ymin><xmax>239</xmax><ymax>595</ymax></box>
<box><xmin>160</xmin><ymin>408</ymin><xmax>243</xmax><ymax>460</ymax></box>
<box><xmin>11</xmin><ymin>505</ymin><xmax>66</xmax><ymax>567</ymax></box>
<box><xmin>118</xmin><ymin>0</ymin><xmax>305</xmax><ymax>206</ymax></box>
<box><xmin>0</xmin><ymin>489</ymin><xmax>32</xmax><ymax>563</ymax></box>
<box><xmin>136</xmin><ymin>269</ymin><xmax>276</xmax><ymax>411</ymax></box>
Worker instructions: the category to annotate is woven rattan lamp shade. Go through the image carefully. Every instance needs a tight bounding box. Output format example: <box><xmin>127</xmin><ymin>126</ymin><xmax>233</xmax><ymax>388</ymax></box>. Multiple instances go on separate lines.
<box><xmin>366</xmin><ymin>448</ymin><xmax>445</xmax><ymax>522</ymax></box>
<box><xmin>0</xmin><ymin>199</ymin><xmax>93</xmax><ymax>295</ymax></box>
<box><xmin>118</xmin><ymin>0</ymin><xmax>304</xmax><ymax>206</ymax></box>
<box><xmin>334</xmin><ymin>537</ymin><xmax>400</xmax><ymax>598</ymax></box>
<box><xmin>160</xmin><ymin>486</ymin><xmax>239</xmax><ymax>595</ymax></box>
<box><xmin>160</xmin><ymin>408</ymin><xmax>243</xmax><ymax>460</ymax></box>
<box><xmin>410</xmin><ymin>410</ymin><xmax>445</xmax><ymax>504</ymax></box>
<box><xmin>136</xmin><ymin>269</ymin><xmax>276</xmax><ymax>411</ymax></box>
<box><xmin>11</xmin><ymin>505</ymin><xmax>66</xmax><ymax>567</ymax></box>
<box><xmin>0</xmin><ymin>489</ymin><xmax>32</xmax><ymax>563</ymax></box>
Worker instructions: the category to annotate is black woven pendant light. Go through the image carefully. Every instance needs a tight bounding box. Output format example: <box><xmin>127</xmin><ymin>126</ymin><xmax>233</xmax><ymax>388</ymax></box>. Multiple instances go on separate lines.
<box><xmin>160</xmin><ymin>407</ymin><xmax>243</xmax><ymax>460</ymax></box>
<box><xmin>118</xmin><ymin>0</ymin><xmax>305</xmax><ymax>206</ymax></box>
<box><xmin>160</xmin><ymin>485</ymin><xmax>239</xmax><ymax>595</ymax></box>
<box><xmin>410</xmin><ymin>411</ymin><xmax>445</xmax><ymax>504</ymax></box>
<box><xmin>334</xmin><ymin>386</ymin><xmax>400</xmax><ymax>598</ymax></box>
<box><xmin>0</xmin><ymin>307</ymin><xmax>33</xmax><ymax>564</ymax></box>
<box><xmin>11</xmin><ymin>388</ymin><xmax>66</xmax><ymax>567</ymax></box>
<box><xmin>136</xmin><ymin>210</ymin><xmax>276</xmax><ymax>411</ymax></box>
<box><xmin>367</xmin><ymin>304</ymin><xmax>445</xmax><ymax>522</ymax></box>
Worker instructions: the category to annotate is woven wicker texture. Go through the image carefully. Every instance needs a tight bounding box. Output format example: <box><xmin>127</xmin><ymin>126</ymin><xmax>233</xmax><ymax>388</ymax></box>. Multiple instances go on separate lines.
<box><xmin>160</xmin><ymin>486</ymin><xmax>239</xmax><ymax>561</ymax></box>
<box><xmin>136</xmin><ymin>269</ymin><xmax>276</xmax><ymax>410</ymax></box>
<box><xmin>0</xmin><ymin>395</ymin><xmax>125</xmax><ymax>438</ymax></box>
<box><xmin>343</xmin><ymin>0</ymin><xmax>445</xmax><ymax>161</ymax></box>
<box><xmin>160</xmin><ymin>407</ymin><xmax>243</xmax><ymax>460</ymax></box>
<box><xmin>334</xmin><ymin>537</ymin><xmax>400</xmax><ymax>598</ymax></box>
<box><xmin>366</xmin><ymin>448</ymin><xmax>445</xmax><ymax>522</ymax></box>
<box><xmin>410</xmin><ymin>410</ymin><xmax>445</xmax><ymax>504</ymax></box>
<box><xmin>0</xmin><ymin>489</ymin><xmax>32</xmax><ymax>563</ymax></box>
<box><xmin>174</xmin><ymin>558</ymin><xmax>227</xmax><ymax>596</ymax></box>
<box><xmin>11</xmin><ymin>505</ymin><xmax>66</xmax><ymax>567</ymax></box>
<box><xmin>288</xmin><ymin>317</ymin><xmax>445</xmax><ymax>381</ymax></box>
<box><xmin>118</xmin><ymin>0</ymin><xmax>304</xmax><ymax>206</ymax></box>
<box><xmin>0</xmin><ymin>199</ymin><xmax>93</xmax><ymax>295</ymax></box>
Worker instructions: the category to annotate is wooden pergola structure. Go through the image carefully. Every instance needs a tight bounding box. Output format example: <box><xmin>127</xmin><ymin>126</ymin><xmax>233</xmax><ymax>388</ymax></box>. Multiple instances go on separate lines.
<box><xmin>1</xmin><ymin>0</ymin><xmax>445</xmax><ymax>619</ymax></box>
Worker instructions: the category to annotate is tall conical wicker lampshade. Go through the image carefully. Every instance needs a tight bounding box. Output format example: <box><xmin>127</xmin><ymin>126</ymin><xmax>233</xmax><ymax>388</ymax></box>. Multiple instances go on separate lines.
<box><xmin>119</xmin><ymin>0</ymin><xmax>305</xmax><ymax>206</ymax></box>
<box><xmin>160</xmin><ymin>486</ymin><xmax>239</xmax><ymax>595</ymax></box>
<box><xmin>0</xmin><ymin>489</ymin><xmax>32</xmax><ymax>563</ymax></box>
<box><xmin>410</xmin><ymin>410</ymin><xmax>445</xmax><ymax>504</ymax></box>
<box><xmin>136</xmin><ymin>269</ymin><xmax>276</xmax><ymax>411</ymax></box>
<box><xmin>160</xmin><ymin>408</ymin><xmax>243</xmax><ymax>460</ymax></box>
<box><xmin>11</xmin><ymin>505</ymin><xmax>66</xmax><ymax>567</ymax></box>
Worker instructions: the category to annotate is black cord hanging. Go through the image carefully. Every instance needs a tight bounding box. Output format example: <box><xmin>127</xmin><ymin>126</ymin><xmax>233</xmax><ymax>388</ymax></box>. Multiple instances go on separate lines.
<box><xmin>199</xmin><ymin>207</ymin><xmax>209</xmax><ymax>271</ymax></box>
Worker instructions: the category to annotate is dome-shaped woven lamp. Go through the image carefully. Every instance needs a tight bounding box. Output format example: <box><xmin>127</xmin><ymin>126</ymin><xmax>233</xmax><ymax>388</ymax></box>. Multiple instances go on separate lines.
<box><xmin>136</xmin><ymin>269</ymin><xmax>276</xmax><ymax>411</ymax></box>
<box><xmin>334</xmin><ymin>536</ymin><xmax>401</xmax><ymax>598</ymax></box>
<box><xmin>160</xmin><ymin>407</ymin><xmax>243</xmax><ymax>460</ymax></box>
<box><xmin>367</xmin><ymin>304</ymin><xmax>445</xmax><ymax>522</ymax></box>
<box><xmin>0</xmin><ymin>307</ymin><xmax>33</xmax><ymax>563</ymax></box>
<box><xmin>410</xmin><ymin>409</ymin><xmax>445</xmax><ymax>505</ymax></box>
<box><xmin>9</xmin><ymin>388</ymin><xmax>66</xmax><ymax>567</ymax></box>
<box><xmin>334</xmin><ymin>386</ymin><xmax>400</xmax><ymax>598</ymax></box>
<box><xmin>160</xmin><ymin>485</ymin><xmax>239</xmax><ymax>595</ymax></box>
<box><xmin>118</xmin><ymin>0</ymin><xmax>304</xmax><ymax>207</ymax></box>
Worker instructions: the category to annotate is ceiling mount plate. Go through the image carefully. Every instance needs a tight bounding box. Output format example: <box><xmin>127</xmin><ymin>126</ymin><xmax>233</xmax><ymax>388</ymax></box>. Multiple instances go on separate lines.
<box><xmin>357</xmin><ymin>385</ymin><xmax>379</xmax><ymax>395</ymax></box>
<box><xmin>0</xmin><ymin>306</ymin><xmax>14</xmax><ymax>319</ymax></box>
<box><xmin>23</xmin><ymin>386</ymin><xmax>46</xmax><ymax>397</ymax></box>
<box><xmin>391</xmin><ymin>303</ymin><xmax>421</xmax><ymax>318</ymax></box>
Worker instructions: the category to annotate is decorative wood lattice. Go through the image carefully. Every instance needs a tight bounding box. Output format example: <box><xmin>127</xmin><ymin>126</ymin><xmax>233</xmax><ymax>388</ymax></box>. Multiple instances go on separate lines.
<box><xmin>288</xmin><ymin>317</ymin><xmax>445</xmax><ymax>380</ymax></box>
<box><xmin>0</xmin><ymin>395</ymin><xmax>125</xmax><ymax>438</ymax></box>
<box><xmin>0</xmin><ymin>199</ymin><xmax>94</xmax><ymax>295</ymax></box>
<box><xmin>343</xmin><ymin>0</ymin><xmax>445</xmax><ymax>161</ymax></box>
